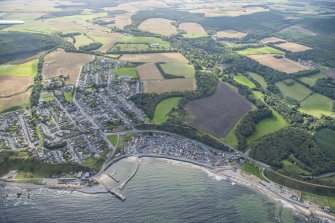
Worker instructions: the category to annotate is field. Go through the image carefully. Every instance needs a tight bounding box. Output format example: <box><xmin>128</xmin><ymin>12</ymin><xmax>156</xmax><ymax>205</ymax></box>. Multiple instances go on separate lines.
<box><xmin>325</xmin><ymin>69</ymin><xmax>335</xmax><ymax>79</ymax></box>
<box><xmin>259</xmin><ymin>37</ymin><xmax>286</xmax><ymax>44</ymax></box>
<box><xmin>233</xmin><ymin>74</ymin><xmax>256</xmax><ymax>89</ymax></box>
<box><xmin>120</xmin><ymin>53</ymin><xmax>189</xmax><ymax>64</ymax></box>
<box><xmin>215</xmin><ymin>30</ymin><xmax>247</xmax><ymax>39</ymax></box>
<box><xmin>115</xmin><ymin>36</ymin><xmax>170</xmax><ymax>51</ymax></box>
<box><xmin>300</xmin><ymin>93</ymin><xmax>334</xmax><ymax>118</ymax></box>
<box><xmin>42</xmin><ymin>49</ymin><xmax>93</xmax><ymax>85</ymax></box>
<box><xmin>97</xmin><ymin>33</ymin><xmax>124</xmax><ymax>53</ymax></box>
<box><xmin>153</xmin><ymin>97</ymin><xmax>182</xmax><ymax>124</ymax></box>
<box><xmin>120</xmin><ymin>36</ymin><xmax>169</xmax><ymax>46</ymax></box>
<box><xmin>242</xmin><ymin>162</ymin><xmax>266</xmax><ymax>180</ymax></box>
<box><xmin>0</xmin><ymin>76</ymin><xmax>33</xmax><ymax>97</ymax></box>
<box><xmin>276</xmin><ymin>81</ymin><xmax>312</xmax><ymax>101</ymax></box>
<box><xmin>63</xmin><ymin>92</ymin><xmax>73</xmax><ymax>102</ymax></box>
<box><xmin>248</xmin><ymin>72</ymin><xmax>267</xmax><ymax>89</ymax></box>
<box><xmin>179</xmin><ymin>22</ymin><xmax>207</xmax><ymax>38</ymax></box>
<box><xmin>275</xmin><ymin>42</ymin><xmax>312</xmax><ymax>52</ymax></box>
<box><xmin>143</xmin><ymin>79</ymin><xmax>196</xmax><ymax>93</ymax></box>
<box><xmin>159</xmin><ymin>63</ymin><xmax>195</xmax><ymax>78</ymax></box>
<box><xmin>237</xmin><ymin>46</ymin><xmax>284</xmax><ymax>55</ymax></box>
<box><xmin>0</xmin><ymin>60</ymin><xmax>38</xmax><ymax>77</ymax></box>
<box><xmin>315</xmin><ymin>128</ymin><xmax>335</xmax><ymax>160</ymax></box>
<box><xmin>137</xmin><ymin>63</ymin><xmax>163</xmax><ymax>80</ymax></box>
<box><xmin>299</xmin><ymin>73</ymin><xmax>325</xmax><ymax>86</ymax></box>
<box><xmin>246</xmin><ymin>54</ymin><xmax>309</xmax><ymax>73</ymax></box>
<box><xmin>185</xmin><ymin>83</ymin><xmax>252</xmax><ymax>138</ymax></box>
<box><xmin>114</xmin><ymin>43</ymin><xmax>151</xmax><ymax>52</ymax></box>
<box><xmin>111</xmin><ymin>67</ymin><xmax>138</xmax><ymax>78</ymax></box>
<box><xmin>74</xmin><ymin>34</ymin><xmax>94</xmax><ymax>48</ymax></box>
<box><xmin>138</xmin><ymin>18</ymin><xmax>177</xmax><ymax>36</ymax></box>
<box><xmin>0</xmin><ymin>89</ymin><xmax>31</xmax><ymax>113</ymax></box>
<box><xmin>247</xmin><ymin>109</ymin><xmax>287</xmax><ymax>145</ymax></box>
<box><xmin>110</xmin><ymin>13</ymin><xmax>133</xmax><ymax>29</ymax></box>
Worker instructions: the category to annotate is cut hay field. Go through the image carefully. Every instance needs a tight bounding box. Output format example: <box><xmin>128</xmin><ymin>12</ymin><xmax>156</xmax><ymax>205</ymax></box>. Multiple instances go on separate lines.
<box><xmin>185</xmin><ymin>83</ymin><xmax>252</xmax><ymax>138</ymax></box>
<box><xmin>98</xmin><ymin>33</ymin><xmax>124</xmax><ymax>53</ymax></box>
<box><xmin>0</xmin><ymin>89</ymin><xmax>31</xmax><ymax>113</ymax></box>
<box><xmin>42</xmin><ymin>49</ymin><xmax>93</xmax><ymax>85</ymax></box>
<box><xmin>215</xmin><ymin>30</ymin><xmax>247</xmax><ymax>39</ymax></box>
<box><xmin>138</xmin><ymin>18</ymin><xmax>177</xmax><ymax>36</ymax></box>
<box><xmin>300</xmin><ymin>93</ymin><xmax>334</xmax><ymax>118</ymax></box>
<box><xmin>248</xmin><ymin>72</ymin><xmax>267</xmax><ymax>89</ymax></box>
<box><xmin>143</xmin><ymin>79</ymin><xmax>196</xmax><ymax>93</ymax></box>
<box><xmin>159</xmin><ymin>63</ymin><xmax>195</xmax><ymax>79</ymax></box>
<box><xmin>137</xmin><ymin>63</ymin><xmax>163</xmax><ymax>80</ymax></box>
<box><xmin>246</xmin><ymin>54</ymin><xmax>308</xmax><ymax>73</ymax></box>
<box><xmin>110</xmin><ymin>13</ymin><xmax>133</xmax><ymax>29</ymax></box>
<box><xmin>233</xmin><ymin>74</ymin><xmax>256</xmax><ymax>89</ymax></box>
<box><xmin>111</xmin><ymin>67</ymin><xmax>138</xmax><ymax>78</ymax></box>
<box><xmin>153</xmin><ymin>97</ymin><xmax>182</xmax><ymax>124</ymax></box>
<box><xmin>237</xmin><ymin>46</ymin><xmax>284</xmax><ymax>55</ymax></box>
<box><xmin>276</xmin><ymin>80</ymin><xmax>312</xmax><ymax>101</ymax></box>
<box><xmin>120</xmin><ymin>53</ymin><xmax>189</xmax><ymax>64</ymax></box>
<box><xmin>74</xmin><ymin>34</ymin><xmax>95</xmax><ymax>48</ymax></box>
<box><xmin>179</xmin><ymin>22</ymin><xmax>207</xmax><ymax>38</ymax></box>
<box><xmin>299</xmin><ymin>73</ymin><xmax>325</xmax><ymax>86</ymax></box>
<box><xmin>0</xmin><ymin>60</ymin><xmax>38</xmax><ymax>77</ymax></box>
<box><xmin>0</xmin><ymin>75</ymin><xmax>33</xmax><ymax>97</ymax></box>
<box><xmin>275</xmin><ymin>42</ymin><xmax>312</xmax><ymax>52</ymax></box>
<box><xmin>259</xmin><ymin>37</ymin><xmax>286</xmax><ymax>44</ymax></box>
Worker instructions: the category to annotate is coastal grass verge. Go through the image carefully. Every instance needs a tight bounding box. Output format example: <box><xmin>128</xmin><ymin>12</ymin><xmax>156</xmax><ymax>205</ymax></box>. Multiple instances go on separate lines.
<box><xmin>242</xmin><ymin>162</ymin><xmax>267</xmax><ymax>181</ymax></box>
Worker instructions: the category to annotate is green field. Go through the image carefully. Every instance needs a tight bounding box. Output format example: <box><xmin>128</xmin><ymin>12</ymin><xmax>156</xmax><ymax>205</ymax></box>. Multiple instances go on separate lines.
<box><xmin>237</xmin><ymin>46</ymin><xmax>284</xmax><ymax>55</ymax></box>
<box><xmin>182</xmin><ymin>33</ymin><xmax>208</xmax><ymax>38</ymax></box>
<box><xmin>300</xmin><ymin>93</ymin><xmax>333</xmax><ymax>118</ymax></box>
<box><xmin>153</xmin><ymin>97</ymin><xmax>182</xmax><ymax>124</ymax></box>
<box><xmin>159</xmin><ymin>63</ymin><xmax>195</xmax><ymax>79</ymax></box>
<box><xmin>248</xmin><ymin>72</ymin><xmax>267</xmax><ymax>89</ymax></box>
<box><xmin>299</xmin><ymin>73</ymin><xmax>325</xmax><ymax>86</ymax></box>
<box><xmin>315</xmin><ymin>128</ymin><xmax>335</xmax><ymax>160</ymax></box>
<box><xmin>107</xmin><ymin>54</ymin><xmax>121</xmax><ymax>59</ymax></box>
<box><xmin>41</xmin><ymin>92</ymin><xmax>54</xmax><ymax>102</ymax></box>
<box><xmin>276</xmin><ymin>80</ymin><xmax>312</xmax><ymax>101</ymax></box>
<box><xmin>0</xmin><ymin>60</ymin><xmax>38</xmax><ymax>76</ymax></box>
<box><xmin>107</xmin><ymin>134</ymin><xmax>119</xmax><ymax>147</ymax></box>
<box><xmin>247</xmin><ymin>109</ymin><xmax>287</xmax><ymax>144</ymax></box>
<box><xmin>111</xmin><ymin>67</ymin><xmax>138</xmax><ymax>78</ymax></box>
<box><xmin>120</xmin><ymin>36</ymin><xmax>170</xmax><ymax>48</ymax></box>
<box><xmin>64</xmin><ymin>92</ymin><xmax>73</xmax><ymax>102</ymax></box>
<box><xmin>114</xmin><ymin>43</ymin><xmax>150</xmax><ymax>52</ymax></box>
<box><xmin>234</xmin><ymin>74</ymin><xmax>256</xmax><ymax>89</ymax></box>
<box><xmin>242</xmin><ymin>162</ymin><xmax>266</xmax><ymax>181</ymax></box>
<box><xmin>252</xmin><ymin>91</ymin><xmax>264</xmax><ymax>100</ymax></box>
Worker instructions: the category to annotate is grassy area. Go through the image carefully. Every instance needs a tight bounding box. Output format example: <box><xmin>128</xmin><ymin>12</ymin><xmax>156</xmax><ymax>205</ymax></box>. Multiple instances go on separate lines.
<box><xmin>0</xmin><ymin>60</ymin><xmax>38</xmax><ymax>76</ymax></box>
<box><xmin>153</xmin><ymin>97</ymin><xmax>182</xmax><ymax>124</ymax></box>
<box><xmin>233</xmin><ymin>74</ymin><xmax>256</xmax><ymax>89</ymax></box>
<box><xmin>159</xmin><ymin>63</ymin><xmax>195</xmax><ymax>79</ymax></box>
<box><xmin>299</xmin><ymin>73</ymin><xmax>325</xmax><ymax>86</ymax></box>
<box><xmin>276</xmin><ymin>80</ymin><xmax>312</xmax><ymax>101</ymax></box>
<box><xmin>315</xmin><ymin>128</ymin><xmax>335</xmax><ymax>160</ymax></box>
<box><xmin>111</xmin><ymin>67</ymin><xmax>138</xmax><ymax>78</ymax></box>
<box><xmin>278</xmin><ymin>160</ymin><xmax>311</xmax><ymax>177</ymax></box>
<box><xmin>247</xmin><ymin>109</ymin><xmax>287</xmax><ymax>145</ymax></box>
<box><xmin>41</xmin><ymin>92</ymin><xmax>54</xmax><ymax>102</ymax></box>
<box><xmin>114</xmin><ymin>43</ymin><xmax>151</xmax><ymax>51</ymax></box>
<box><xmin>63</xmin><ymin>92</ymin><xmax>73</xmax><ymax>102</ymax></box>
<box><xmin>225</xmin><ymin>129</ymin><xmax>238</xmax><ymax>148</ymax></box>
<box><xmin>301</xmin><ymin>192</ymin><xmax>335</xmax><ymax>213</ymax></box>
<box><xmin>248</xmin><ymin>72</ymin><xmax>267</xmax><ymax>89</ymax></box>
<box><xmin>74</xmin><ymin>34</ymin><xmax>95</xmax><ymax>48</ymax></box>
<box><xmin>182</xmin><ymin>33</ymin><xmax>208</xmax><ymax>38</ymax></box>
<box><xmin>252</xmin><ymin>91</ymin><xmax>264</xmax><ymax>100</ymax></box>
<box><xmin>237</xmin><ymin>46</ymin><xmax>284</xmax><ymax>55</ymax></box>
<box><xmin>107</xmin><ymin>134</ymin><xmax>119</xmax><ymax>147</ymax></box>
<box><xmin>107</xmin><ymin>54</ymin><xmax>121</xmax><ymax>59</ymax></box>
<box><xmin>242</xmin><ymin>162</ymin><xmax>266</xmax><ymax>181</ymax></box>
<box><xmin>120</xmin><ymin>36</ymin><xmax>170</xmax><ymax>48</ymax></box>
<box><xmin>300</xmin><ymin>93</ymin><xmax>333</xmax><ymax>118</ymax></box>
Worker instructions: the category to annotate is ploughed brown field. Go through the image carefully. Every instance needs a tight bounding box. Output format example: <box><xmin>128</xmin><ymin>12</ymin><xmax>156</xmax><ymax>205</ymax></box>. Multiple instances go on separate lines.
<box><xmin>120</xmin><ymin>53</ymin><xmax>189</xmax><ymax>64</ymax></box>
<box><xmin>275</xmin><ymin>42</ymin><xmax>312</xmax><ymax>52</ymax></box>
<box><xmin>325</xmin><ymin>69</ymin><xmax>335</xmax><ymax>79</ymax></box>
<box><xmin>42</xmin><ymin>49</ymin><xmax>93</xmax><ymax>85</ymax></box>
<box><xmin>143</xmin><ymin>79</ymin><xmax>196</xmax><ymax>93</ymax></box>
<box><xmin>137</xmin><ymin>63</ymin><xmax>163</xmax><ymax>80</ymax></box>
<box><xmin>138</xmin><ymin>18</ymin><xmax>177</xmax><ymax>36</ymax></box>
<box><xmin>185</xmin><ymin>83</ymin><xmax>252</xmax><ymax>138</ymax></box>
<box><xmin>0</xmin><ymin>75</ymin><xmax>33</xmax><ymax>97</ymax></box>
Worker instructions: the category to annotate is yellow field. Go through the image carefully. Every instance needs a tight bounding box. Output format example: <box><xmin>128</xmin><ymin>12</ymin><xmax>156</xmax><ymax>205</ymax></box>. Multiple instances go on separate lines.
<box><xmin>109</xmin><ymin>13</ymin><xmax>133</xmax><ymax>29</ymax></box>
<box><xmin>259</xmin><ymin>37</ymin><xmax>286</xmax><ymax>44</ymax></box>
<box><xmin>42</xmin><ymin>49</ymin><xmax>93</xmax><ymax>85</ymax></box>
<box><xmin>138</xmin><ymin>18</ymin><xmax>177</xmax><ymax>36</ymax></box>
<box><xmin>143</xmin><ymin>79</ymin><xmax>196</xmax><ymax>93</ymax></box>
<box><xmin>247</xmin><ymin>54</ymin><xmax>309</xmax><ymax>73</ymax></box>
<box><xmin>215</xmin><ymin>30</ymin><xmax>247</xmax><ymax>39</ymax></box>
<box><xmin>0</xmin><ymin>76</ymin><xmax>33</xmax><ymax>97</ymax></box>
<box><xmin>137</xmin><ymin>63</ymin><xmax>163</xmax><ymax>80</ymax></box>
<box><xmin>275</xmin><ymin>42</ymin><xmax>312</xmax><ymax>52</ymax></box>
<box><xmin>120</xmin><ymin>53</ymin><xmax>189</xmax><ymax>64</ymax></box>
<box><xmin>179</xmin><ymin>22</ymin><xmax>207</xmax><ymax>35</ymax></box>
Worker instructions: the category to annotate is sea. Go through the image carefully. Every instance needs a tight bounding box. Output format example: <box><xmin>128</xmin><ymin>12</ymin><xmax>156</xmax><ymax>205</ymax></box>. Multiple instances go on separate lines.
<box><xmin>0</xmin><ymin>158</ymin><xmax>309</xmax><ymax>223</ymax></box>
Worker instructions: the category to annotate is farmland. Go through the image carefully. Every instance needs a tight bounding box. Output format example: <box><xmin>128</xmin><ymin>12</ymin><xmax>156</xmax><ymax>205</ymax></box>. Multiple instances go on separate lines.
<box><xmin>248</xmin><ymin>72</ymin><xmax>267</xmax><ymax>89</ymax></box>
<box><xmin>275</xmin><ymin>42</ymin><xmax>312</xmax><ymax>52</ymax></box>
<box><xmin>42</xmin><ymin>49</ymin><xmax>93</xmax><ymax>85</ymax></box>
<box><xmin>0</xmin><ymin>59</ymin><xmax>38</xmax><ymax>77</ymax></box>
<box><xmin>300</xmin><ymin>93</ymin><xmax>334</xmax><ymax>118</ymax></box>
<box><xmin>299</xmin><ymin>73</ymin><xmax>326</xmax><ymax>86</ymax></box>
<box><xmin>111</xmin><ymin>67</ymin><xmax>138</xmax><ymax>78</ymax></box>
<box><xmin>97</xmin><ymin>33</ymin><xmax>124</xmax><ymax>53</ymax></box>
<box><xmin>138</xmin><ymin>18</ymin><xmax>177</xmax><ymax>36</ymax></box>
<box><xmin>246</xmin><ymin>54</ymin><xmax>309</xmax><ymax>73</ymax></box>
<box><xmin>0</xmin><ymin>90</ymin><xmax>31</xmax><ymax>113</ymax></box>
<box><xmin>259</xmin><ymin>37</ymin><xmax>286</xmax><ymax>44</ymax></box>
<box><xmin>215</xmin><ymin>30</ymin><xmax>247</xmax><ymax>39</ymax></box>
<box><xmin>276</xmin><ymin>80</ymin><xmax>312</xmax><ymax>101</ymax></box>
<box><xmin>137</xmin><ymin>63</ymin><xmax>163</xmax><ymax>80</ymax></box>
<box><xmin>120</xmin><ymin>53</ymin><xmax>189</xmax><ymax>64</ymax></box>
<box><xmin>143</xmin><ymin>79</ymin><xmax>196</xmax><ymax>93</ymax></box>
<box><xmin>74</xmin><ymin>34</ymin><xmax>95</xmax><ymax>48</ymax></box>
<box><xmin>237</xmin><ymin>46</ymin><xmax>284</xmax><ymax>55</ymax></box>
<box><xmin>159</xmin><ymin>63</ymin><xmax>195</xmax><ymax>78</ymax></box>
<box><xmin>179</xmin><ymin>22</ymin><xmax>207</xmax><ymax>38</ymax></box>
<box><xmin>153</xmin><ymin>97</ymin><xmax>182</xmax><ymax>124</ymax></box>
<box><xmin>324</xmin><ymin>69</ymin><xmax>335</xmax><ymax>79</ymax></box>
<box><xmin>185</xmin><ymin>83</ymin><xmax>252</xmax><ymax>138</ymax></box>
<box><xmin>0</xmin><ymin>76</ymin><xmax>33</xmax><ymax>97</ymax></box>
<box><xmin>233</xmin><ymin>74</ymin><xmax>256</xmax><ymax>89</ymax></box>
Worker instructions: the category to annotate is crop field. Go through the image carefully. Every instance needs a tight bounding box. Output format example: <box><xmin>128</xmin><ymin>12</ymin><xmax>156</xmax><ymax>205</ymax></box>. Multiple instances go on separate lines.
<box><xmin>42</xmin><ymin>49</ymin><xmax>93</xmax><ymax>85</ymax></box>
<box><xmin>159</xmin><ymin>63</ymin><xmax>195</xmax><ymax>78</ymax></box>
<box><xmin>120</xmin><ymin>53</ymin><xmax>189</xmax><ymax>64</ymax></box>
<box><xmin>275</xmin><ymin>42</ymin><xmax>312</xmax><ymax>52</ymax></box>
<box><xmin>179</xmin><ymin>22</ymin><xmax>207</xmax><ymax>38</ymax></box>
<box><xmin>299</xmin><ymin>73</ymin><xmax>325</xmax><ymax>86</ymax></box>
<box><xmin>325</xmin><ymin>69</ymin><xmax>335</xmax><ymax>79</ymax></box>
<box><xmin>237</xmin><ymin>46</ymin><xmax>284</xmax><ymax>55</ymax></box>
<box><xmin>137</xmin><ymin>63</ymin><xmax>163</xmax><ymax>80</ymax></box>
<box><xmin>276</xmin><ymin>81</ymin><xmax>312</xmax><ymax>101</ymax></box>
<box><xmin>138</xmin><ymin>18</ymin><xmax>177</xmax><ymax>36</ymax></box>
<box><xmin>111</xmin><ymin>67</ymin><xmax>138</xmax><ymax>78</ymax></box>
<box><xmin>119</xmin><ymin>36</ymin><xmax>170</xmax><ymax>48</ymax></box>
<box><xmin>0</xmin><ymin>76</ymin><xmax>33</xmax><ymax>97</ymax></box>
<box><xmin>110</xmin><ymin>13</ymin><xmax>133</xmax><ymax>29</ymax></box>
<box><xmin>143</xmin><ymin>79</ymin><xmax>196</xmax><ymax>93</ymax></box>
<box><xmin>233</xmin><ymin>74</ymin><xmax>256</xmax><ymax>89</ymax></box>
<box><xmin>153</xmin><ymin>97</ymin><xmax>182</xmax><ymax>124</ymax></box>
<box><xmin>185</xmin><ymin>83</ymin><xmax>252</xmax><ymax>138</ymax></box>
<box><xmin>300</xmin><ymin>93</ymin><xmax>334</xmax><ymax>118</ymax></box>
<box><xmin>259</xmin><ymin>37</ymin><xmax>286</xmax><ymax>44</ymax></box>
<box><xmin>246</xmin><ymin>54</ymin><xmax>308</xmax><ymax>73</ymax></box>
<box><xmin>248</xmin><ymin>72</ymin><xmax>267</xmax><ymax>89</ymax></box>
<box><xmin>97</xmin><ymin>33</ymin><xmax>124</xmax><ymax>53</ymax></box>
<box><xmin>315</xmin><ymin>128</ymin><xmax>335</xmax><ymax>160</ymax></box>
<box><xmin>0</xmin><ymin>60</ymin><xmax>38</xmax><ymax>77</ymax></box>
<box><xmin>74</xmin><ymin>34</ymin><xmax>95</xmax><ymax>48</ymax></box>
<box><xmin>215</xmin><ymin>30</ymin><xmax>247</xmax><ymax>39</ymax></box>
<box><xmin>0</xmin><ymin>89</ymin><xmax>31</xmax><ymax>112</ymax></box>
<box><xmin>114</xmin><ymin>43</ymin><xmax>150</xmax><ymax>52</ymax></box>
